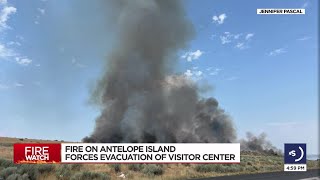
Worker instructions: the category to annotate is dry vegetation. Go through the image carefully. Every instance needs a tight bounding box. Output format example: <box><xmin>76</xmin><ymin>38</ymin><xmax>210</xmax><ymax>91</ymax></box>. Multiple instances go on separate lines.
<box><xmin>0</xmin><ymin>137</ymin><xmax>319</xmax><ymax>180</ymax></box>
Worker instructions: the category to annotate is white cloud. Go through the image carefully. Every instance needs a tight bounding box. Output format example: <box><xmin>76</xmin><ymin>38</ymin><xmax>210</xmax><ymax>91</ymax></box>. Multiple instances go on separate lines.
<box><xmin>219</xmin><ymin>32</ymin><xmax>254</xmax><ymax>48</ymax></box>
<box><xmin>220</xmin><ymin>32</ymin><xmax>247</xmax><ymax>45</ymax></box>
<box><xmin>1</xmin><ymin>44</ymin><xmax>33</xmax><ymax>66</ymax></box>
<box><xmin>71</xmin><ymin>57</ymin><xmax>87</xmax><ymax>68</ymax></box>
<box><xmin>184</xmin><ymin>69</ymin><xmax>193</xmax><ymax>77</ymax></box>
<box><xmin>34</xmin><ymin>21</ymin><xmax>39</xmax><ymax>25</ymax></box>
<box><xmin>0</xmin><ymin>0</ymin><xmax>7</xmax><ymax>5</ymax></box>
<box><xmin>37</xmin><ymin>8</ymin><xmax>45</xmax><ymax>15</ymax></box>
<box><xmin>14</xmin><ymin>82</ymin><xmax>23</xmax><ymax>87</ymax></box>
<box><xmin>0</xmin><ymin>43</ymin><xmax>27</xmax><ymax>66</ymax></box>
<box><xmin>301</xmin><ymin>2</ymin><xmax>309</xmax><ymax>8</ymax></box>
<box><xmin>0</xmin><ymin>4</ymin><xmax>31</xmax><ymax>66</ymax></box>
<box><xmin>233</xmin><ymin>33</ymin><xmax>242</xmax><ymax>39</ymax></box>
<box><xmin>0</xmin><ymin>43</ymin><xmax>15</xmax><ymax>58</ymax></box>
<box><xmin>16</xmin><ymin>35</ymin><xmax>24</xmax><ymax>41</ymax></box>
<box><xmin>245</xmin><ymin>33</ymin><xmax>254</xmax><ymax>40</ymax></box>
<box><xmin>238</xmin><ymin>33</ymin><xmax>254</xmax><ymax>49</ymax></box>
<box><xmin>184</xmin><ymin>69</ymin><xmax>204</xmax><ymax>80</ymax></box>
<box><xmin>7</xmin><ymin>41</ymin><xmax>21</xmax><ymax>46</ymax></box>
<box><xmin>235</xmin><ymin>42</ymin><xmax>245</xmax><ymax>49</ymax></box>
<box><xmin>212</xmin><ymin>13</ymin><xmax>227</xmax><ymax>25</ymax></box>
<box><xmin>220</xmin><ymin>32</ymin><xmax>233</xmax><ymax>44</ymax></box>
<box><xmin>235</xmin><ymin>42</ymin><xmax>249</xmax><ymax>50</ymax></box>
<box><xmin>195</xmin><ymin>71</ymin><xmax>203</xmax><ymax>77</ymax></box>
<box><xmin>0</xmin><ymin>6</ymin><xmax>17</xmax><ymax>30</ymax></box>
<box><xmin>35</xmin><ymin>64</ymin><xmax>40</xmax><ymax>67</ymax></box>
<box><xmin>297</xmin><ymin>36</ymin><xmax>311</xmax><ymax>41</ymax></box>
<box><xmin>220</xmin><ymin>36</ymin><xmax>231</xmax><ymax>44</ymax></box>
<box><xmin>15</xmin><ymin>57</ymin><xmax>32</xmax><ymax>66</ymax></box>
<box><xmin>268</xmin><ymin>48</ymin><xmax>286</xmax><ymax>56</ymax></box>
<box><xmin>209</xmin><ymin>68</ymin><xmax>222</xmax><ymax>76</ymax></box>
<box><xmin>181</xmin><ymin>50</ymin><xmax>203</xmax><ymax>62</ymax></box>
<box><xmin>226</xmin><ymin>76</ymin><xmax>239</xmax><ymax>81</ymax></box>
<box><xmin>192</xmin><ymin>66</ymin><xmax>198</xmax><ymax>70</ymax></box>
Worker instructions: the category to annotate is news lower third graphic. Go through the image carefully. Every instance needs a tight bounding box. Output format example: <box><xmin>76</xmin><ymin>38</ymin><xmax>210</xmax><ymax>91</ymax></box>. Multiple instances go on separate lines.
<box><xmin>13</xmin><ymin>143</ymin><xmax>240</xmax><ymax>164</ymax></box>
<box><xmin>14</xmin><ymin>144</ymin><xmax>61</xmax><ymax>164</ymax></box>
<box><xmin>284</xmin><ymin>143</ymin><xmax>307</xmax><ymax>171</ymax></box>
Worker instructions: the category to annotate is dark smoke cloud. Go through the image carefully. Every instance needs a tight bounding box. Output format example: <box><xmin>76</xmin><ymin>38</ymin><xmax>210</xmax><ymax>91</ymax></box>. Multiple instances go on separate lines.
<box><xmin>83</xmin><ymin>0</ymin><xmax>236</xmax><ymax>143</ymax></box>
<box><xmin>240</xmin><ymin>132</ymin><xmax>281</xmax><ymax>155</ymax></box>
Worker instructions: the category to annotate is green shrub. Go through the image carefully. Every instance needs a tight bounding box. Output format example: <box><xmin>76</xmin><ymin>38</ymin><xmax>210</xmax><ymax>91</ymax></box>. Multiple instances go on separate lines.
<box><xmin>128</xmin><ymin>164</ymin><xmax>144</xmax><ymax>171</ymax></box>
<box><xmin>245</xmin><ymin>165</ymin><xmax>259</xmax><ymax>172</ymax></box>
<box><xmin>55</xmin><ymin>165</ymin><xmax>71</xmax><ymax>180</ymax></box>
<box><xmin>142</xmin><ymin>164</ymin><xmax>163</xmax><ymax>176</ymax></box>
<box><xmin>7</xmin><ymin>173</ymin><xmax>21</xmax><ymax>180</ymax></box>
<box><xmin>195</xmin><ymin>164</ymin><xmax>224</xmax><ymax>173</ymax></box>
<box><xmin>0</xmin><ymin>167</ymin><xmax>18</xmax><ymax>179</ymax></box>
<box><xmin>0</xmin><ymin>158</ymin><xmax>14</xmax><ymax>168</ymax></box>
<box><xmin>195</xmin><ymin>164</ymin><xmax>243</xmax><ymax>173</ymax></box>
<box><xmin>71</xmin><ymin>171</ymin><xmax>110</xmax><ymax>180</ymax></box>
<box><xmin>37</xmin><ymin>164</ymin><xmax>55</xmax><ymax>174</ymax></box>
<box><xmin>109</xmin><ymin>164</ymin><xmax>121</xmax><ymax>173</ymax></box>
<box><xmin>7</xmin><ymin>173</ymin><xmax>30</xmax><ymax>180</ymax></box>
<box><xmin>69</xmin><ymin>164</ymin><xmax>82</xmax><ymax>171</ymax></box>
<box><xmin>267</xmin><ymin>159</ymin><xmax>275</xmax><ymax>164</ymax></box>
<box><xmin>307</xmin><ymin>160</ymin><xmax>319</xmax><ymax>168</ymax></box>
<box><xmin>222</xmin><ymin>165</ymin><xmax>243</xmax><ymax>173</ymax></box>
<box><xmin>17</xmin><ymin>164</ymin><xmax>39</xmax><ymax>180</ymax></box>
<box><xmin>262</xmin><ymin>166</ymin><xmax>277</xmax><ymax>171</ymax></box>
<box><xmin>194</xmin><ymin>164</ymin><xmax>214</xmax><ymax>173</ymax></box>
<box><xmin>0</xmin><ymin>143</ymin><xmax>13</xmax><ymax>147</ymax></box>
<box><xmin>123</xmin><ymin>171</ymin><xmax>134</xmax><ymax>179</ymax></box>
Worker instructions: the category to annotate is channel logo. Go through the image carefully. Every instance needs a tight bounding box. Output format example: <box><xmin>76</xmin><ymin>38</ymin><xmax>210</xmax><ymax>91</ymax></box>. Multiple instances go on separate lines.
<box><xmin>284</xmin><ymin>143</ymin><xmax>307</xmax><ymax>171</ymax></box>
<box><xmin>14</xmin><ymin>144</ymin><xmax>61</xmax><ymax>164</ymax></box>
<box><xmin>284</xmin><ymin>143</ymin><xmax>306</xmax><ymax>164</ymax></box>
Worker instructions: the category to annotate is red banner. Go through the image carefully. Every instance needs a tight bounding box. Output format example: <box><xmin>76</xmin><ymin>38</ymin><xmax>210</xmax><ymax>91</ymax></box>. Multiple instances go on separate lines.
<box><xmin>14</xmin><ymin>143</ymin><xmax>61</xmax><ymax>164</ymax></box>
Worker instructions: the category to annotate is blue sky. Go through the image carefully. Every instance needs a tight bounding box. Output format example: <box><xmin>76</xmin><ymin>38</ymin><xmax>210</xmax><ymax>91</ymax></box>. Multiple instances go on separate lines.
<box><xmin>0</xmin><ymin>0</ymin><xmax>318</xmax><ymax>154</ymax></box>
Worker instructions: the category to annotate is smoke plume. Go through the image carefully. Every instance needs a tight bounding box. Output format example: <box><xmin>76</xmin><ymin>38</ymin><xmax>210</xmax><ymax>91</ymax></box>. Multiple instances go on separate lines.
<box><xmin>240</xmin><ymin>132</ymin><xmax>281</xmax><ymax>155</ymax></box>
<box><xmin>83</xmin><ymin>0</ymin><xmax>236</xmax><ymax>143</ymax></box>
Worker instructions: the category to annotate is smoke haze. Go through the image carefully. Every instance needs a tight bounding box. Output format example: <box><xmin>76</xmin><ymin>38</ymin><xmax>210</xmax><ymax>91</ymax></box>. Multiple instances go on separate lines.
<box><xmin>240</xmin><ymin>132</ymin><xmax>281</xmax><ymax>155</ymax></box>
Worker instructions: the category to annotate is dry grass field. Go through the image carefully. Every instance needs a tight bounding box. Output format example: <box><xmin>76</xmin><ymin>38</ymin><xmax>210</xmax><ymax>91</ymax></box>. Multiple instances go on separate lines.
<box><xmin>0</xmin><ymin>137</ymin><xmax>319</xmax><ymax>180</ymax></box>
